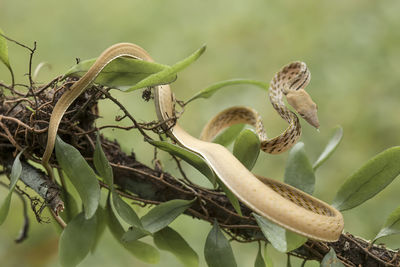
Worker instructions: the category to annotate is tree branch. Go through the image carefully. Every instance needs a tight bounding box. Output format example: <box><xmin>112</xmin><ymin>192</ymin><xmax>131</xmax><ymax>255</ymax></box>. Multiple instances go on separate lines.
<box><xmin>0</xmin><ymin>77</ymin><xmax>399</xmax><ymax>267</ymax></box>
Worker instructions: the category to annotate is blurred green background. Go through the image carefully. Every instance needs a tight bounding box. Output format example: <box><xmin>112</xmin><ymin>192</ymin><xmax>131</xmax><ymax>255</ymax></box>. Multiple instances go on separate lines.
<box><xmin>1</xmin><ymin>0</ymin><xmax>400</xmax><ymax>266</ymax></box>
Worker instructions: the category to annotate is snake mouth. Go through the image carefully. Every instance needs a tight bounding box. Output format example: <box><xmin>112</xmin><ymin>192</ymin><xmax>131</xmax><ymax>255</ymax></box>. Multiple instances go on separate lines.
<box><xmin>257</xmin><ymin>176</ymin><xmax>335</xmax><ymax>217</ymax></box>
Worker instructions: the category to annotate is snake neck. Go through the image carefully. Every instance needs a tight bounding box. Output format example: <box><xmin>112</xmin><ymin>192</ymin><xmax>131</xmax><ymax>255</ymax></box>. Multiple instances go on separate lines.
<box><xmin>261</xmin><ymin>85</ymin><xmax>301</xmax><ymax>154</ymax></box>
<box><xmin>260</xmin><ymin>62</ymin><xmax>309</xmax><ymax>154</ymax></box>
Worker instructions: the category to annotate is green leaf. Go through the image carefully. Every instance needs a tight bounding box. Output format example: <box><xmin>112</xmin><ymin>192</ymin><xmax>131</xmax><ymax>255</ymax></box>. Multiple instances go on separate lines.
<box><xmin>120</xmin><ymin>225</ymin><xmax>148</xmax><ymax>243</ymax></box>
<box><xmin>253</xmin><ymin>213</ymin><xmax>286</xmax><ymax>252</ymax></box>
<box><xmin>212</xmin><ymin>124</ymin><xmax>245</xmax><ymax>147</ymax></box>
<box><xmin>233</xmin><ymin>129</ymin><xmax>260</xmax><ymax>171</ymax></box>
<box><xmin>93</xmin><ymin>134</ymin><xmax>113</xmax><ymax>187</ymax></box>
<box><xmin>0</xmin><ymin>28</ymin><xmax>13</xmax><ymax>82</ymax></box>
<box><xmin>140</xmin><ymin>198</ymin><xmax>195</xmax><ymax>234</ymax></box>
<box><xmin>284</xmin><ymin>142</ymin><xmax>315</xmax><ymax>195</ymax></box>
<box><xmin>91</xmin><ymin>206</ymin><xmax>106</xmax><ymax>253</ymax></box>
<box><xmin>64</xmin><ymin>57</ymin><xmax>176</xmax><ymax>91</ymax></box>
<box><xmin>124</xmin><ymin>45</ymin><xmax>206</xmax><ymax>92</ymax></box>
<box><xmin>121</xmin><ymin>237</ymin><xmax>160</xmax><ymax>264</ymax></box>
<box><xmin>9</xmin><ymin>150</ymin><xmax>23</xmax><ymax>190</ymax></box>
<box><xmin>123</xmin><ymin>198</ymin><xmax>195</xmax><ymax>242</ymax></box>
<box><xmin>112</xmin><ymin>190</ymin><xmax>142</xmax><ymax>228</ymax></box>
<box><xmin>332</xmin><ymin>146</ymin><xmax>400</xmax><ymax>211</ymax></box>
<box><xmin>59</xmin><ymin>188</ymin><xmax>79</xmax><ymax>223</ymax></box>
<box><xmin>204</xmin><ymin>221</ymin><xmax>237</xmax><ymax>267</ymax></box>
<box><xmin>105</xmin><ymin>196</ymin><xmax>160</xmax><ymax>264</ymax></box>
<box><xmin>154</xmin><ymin>227</ymin><xmax>199</xmax><ymax>267</ymax></box>
<box><xmin>373</xmin><ymin>205</ymin><xmax>400</xmax><ymax>242</ymax></box>
<box><xmin>253</xmin><ymin>213</ymin><xmax>306</xmax><ymax>252</ymax></box>
<box><xmin>313</xmin><ymin>126</ymin><xmax>343</xmax><ymax>170</ymax></box>
<box><xmin>264</xmin><ymin>246</ymin><xmax>274</xmax><ymax>267</ymax></box>
<box><xmin>285</xmin><ymin>231</ymin><xmax>307</xmax><ymax>252</ymax></box>
<box><xmin>59</xmin><ymin>212</ymin><xmax>97</xmax><ymax>267</ymax></box>
<box><xmin>93</xmin><ymin>135</ymin><xmax>141</xmax><ymax>228</ymax></box>
<box><xmin>218</xmin><ymin>181</ymin><xmax>242</xmax><ymax>216</ymax></box>
<box><xmin>254</xmin><ymin>245</ymin><xmax>266</xmax><ymax>267</ymax></box>
<box><xmin>186</xmin><ymin>79</ymin><xmax>268</xmax><ymax>104</ymax></box>
<box><xmin>320</xmin><ymin>248</ymin><xmax>345</xmax><ymax>267</ymax></box>
<box><xmin>0</xmin><ymin>150</ymin><xmax>23</xmax><ymax>225</ymax></box>
<box><xmin>55</xmin><ymin>136</ymin><xmax>100</xmax><ymax>219</ymax></box>
<box><xmin>148</xmin><ymin>140</ymin><xmax>215</xmax><ymax>185</ymax></box>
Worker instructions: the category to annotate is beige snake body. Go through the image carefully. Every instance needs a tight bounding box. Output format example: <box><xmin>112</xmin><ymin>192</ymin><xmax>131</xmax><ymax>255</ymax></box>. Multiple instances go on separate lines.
<box><xmin>201</xmin><ymin>62</ymin><xmax>315</xmax><ymax>155</ymax></box>
<box><xmin>42</xmin><ymin>43</ymin><xmax>344</xmax><ymax>242</ymax></box>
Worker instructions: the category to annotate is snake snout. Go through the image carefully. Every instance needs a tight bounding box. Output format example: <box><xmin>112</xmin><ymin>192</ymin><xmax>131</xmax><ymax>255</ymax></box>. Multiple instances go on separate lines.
<box><xmin>303</xmin><ymin>109</ymin><xmax>320</xmax><ymax>129</ymax></box>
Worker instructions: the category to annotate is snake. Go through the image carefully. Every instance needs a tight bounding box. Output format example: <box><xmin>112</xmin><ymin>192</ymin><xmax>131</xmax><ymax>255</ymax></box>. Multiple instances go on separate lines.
<box><xmin>42</xmin><ymin>43</ymin><xmax>344</xmax><ymax>242</ymax></box>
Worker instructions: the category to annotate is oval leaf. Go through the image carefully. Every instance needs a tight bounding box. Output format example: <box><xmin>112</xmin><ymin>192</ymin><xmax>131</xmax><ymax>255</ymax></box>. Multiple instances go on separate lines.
<box><xmin>373</xmin><ymin>205</ymin><xmax>400</xmax><ymax>242</ymax></box>
<box><xmin>125</xmin><ymin>45</ymin><xmax>206</xmax><ymax>92</ymax></box>
<box><xmin>321</xmin><ymin>248</ymin><xmax>345</xmax><ymax>267</ymax></box>
<box><xmin>154</xmin><ymin>227</ymin><xmax>199</xmax><ymax>267</ymax></box>
<box><xmin>122</xmin><ymin>237</ymin><xmax>160</xmax><ymax>264</ymax></box>
<box><xmin>93</xmin><ymin>135</ymin><xmax>141</xmax><ymax>228</ymax></box>
<box><xmin>212</xmin><ymin>124</ymin><xmax>245</xmax><ymax>147</ymax></box>
<box><xmin>65</xmin><ymin>57</ymin><xmax>176</xmax><ymax>91</ymax></box>
<box><xmin>253</xmin><ymin>213</ymin><xmax>286</xmax><ymax>252</ymax></box>
<box><xmin>284</xmin><ymin>142</ymin><xmax>315</xmax><ymax>195</ymax></box>
<box><xmin>0</xmin><ymin>150</ymin><xmax>23</xmax><ymax>225</ymax></box>
<box><xmin>149</xmin><ymin>140</ymin><xmax>215</xmax><ymax>185</ymax></box>
<box><xmin>332</xmin><ymin>146</ymin><xmax>400</xmax><ymax>211</ymax></box>
<box><xmin>253</xmin><ymin>213</ymin><xmax>306</xmax><ymax>252</ymax></box>
<box><xmin>313</xmin><ymin>126</ymin><xmax>343</xmax><ymax>170</ymax></box>
<box><xmin>9</xmin><ymin>150</ymin><xmax>24</xmax><ymax>190</ymax></box>
<box><xmin>112</xmin><ymin>190</ymin><xmax>142</xmax><ymax>228</ymax></box>
<box><xmin>0</xmin><ymin>28</ymin><xmax>13</xmax><ymax>80</ymax></box>
<box><xmin>140</xmin><ymin>198</ymin><xmax>195</xmax><ymax>233</ymax></box>
<box><xmin>186</xmin><ymin>79</ymin><xmax>268</xmax><ymax>104</ymax></box>
<box><xmin>204</xmin><ymin>221</ymin><xmax>237</xmax><ymax>267</ymax></box>
<box><xmin>59</xmin><ymin>188</ymin><xmax>79</xmax><ymax>223</ymax></box>
<box><xmin>93</xmin><ymin>134</ymin><xmax>113</xmax><ymax>187</ymax></box>
<box><xmin>91</xmin><ymin>206</ymin><xmax>107</xmax><ymax>253</ymax></box>
<box><xmin>105</xmin><ymin>196</ymin><xmax>160</xmax><ymax>264</ymax></box>
<box><xmin>123</xmin><ymin>198</ymin><xmax>195</xmax><ymax>242</ymax></box>
<box><xmin>55</xmin><ymin>136</ymin><xmax>100</xmax><ymax>219</ymax></box>
<box><xmin>233</xmin><ymin>128</ymin><xmax>260</xmax><ymax>171</ymax></box>
<box><xmin>285</xmin><ymin>231</ymin><xmax>307</xmax><ymax>252</ymax></box>
<box><xmin>59</xmin><ymin>212</ymin><xmax>97</xmax><ymax>267</ymax></box>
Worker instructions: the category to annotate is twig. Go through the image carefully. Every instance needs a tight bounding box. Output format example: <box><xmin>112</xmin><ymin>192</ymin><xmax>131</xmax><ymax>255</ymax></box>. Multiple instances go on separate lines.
<box><xmin>50</xmin><ymin>209</ymin><xmax>66</xmax><ymax>229</ymax></box>
<box><xmin>0</xmin><ymin>33</ymin><xmax>36</xmax><ymax>88</ymax></box>
<box><xmin>0</xmin><ymin>32</ymin><xmax>34</xmax><ymax>51</ymax></box>
<box><xmin>34</xmin><ymin>75</ymin><xmax>62</xmax><ymax>95</ymax></box>
<box><xmin>97</xmin><ymin>88</ymin><xmax>152</xmax><ymax>140</ymax></box>
<box><xmin>26</xmin><ymin>41</ymin><xmax>37</xmax><ymax>102</ymax></box>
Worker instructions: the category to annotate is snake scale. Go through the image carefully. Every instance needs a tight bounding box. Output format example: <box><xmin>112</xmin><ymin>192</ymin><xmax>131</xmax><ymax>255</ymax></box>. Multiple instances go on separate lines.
<box><xmin>42</xmin><ymin>43</ymin><xmax>344</xmax><ymax>242</ymax></box>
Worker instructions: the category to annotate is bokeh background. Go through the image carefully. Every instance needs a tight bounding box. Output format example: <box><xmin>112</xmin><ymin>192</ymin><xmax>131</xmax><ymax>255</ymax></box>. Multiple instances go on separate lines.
<box><xmin>1</xmin><ymin>0</ymin><xmax>400</xmax><ymax>266</ymax></box>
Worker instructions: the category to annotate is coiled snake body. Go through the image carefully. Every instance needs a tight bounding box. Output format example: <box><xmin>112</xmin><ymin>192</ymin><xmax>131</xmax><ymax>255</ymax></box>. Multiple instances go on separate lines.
<box><xmin>42</xmin><ymin>43</ymin><xmax>344</xmax><ymax>242</ymax></box>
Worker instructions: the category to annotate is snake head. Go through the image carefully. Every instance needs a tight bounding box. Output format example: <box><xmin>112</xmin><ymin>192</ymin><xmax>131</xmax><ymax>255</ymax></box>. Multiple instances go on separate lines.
<box><xmin>286</xmin><ymin>89</ymin><xmax>319</xmax><ymax>129</ymax></box>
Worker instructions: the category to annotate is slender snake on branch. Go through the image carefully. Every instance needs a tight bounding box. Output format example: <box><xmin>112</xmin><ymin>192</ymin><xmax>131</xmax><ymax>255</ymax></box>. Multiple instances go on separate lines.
<box><xmin>42</xmin><ymin>43</ymin><xmax>344</xmax><ymax>242</ymax></box>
